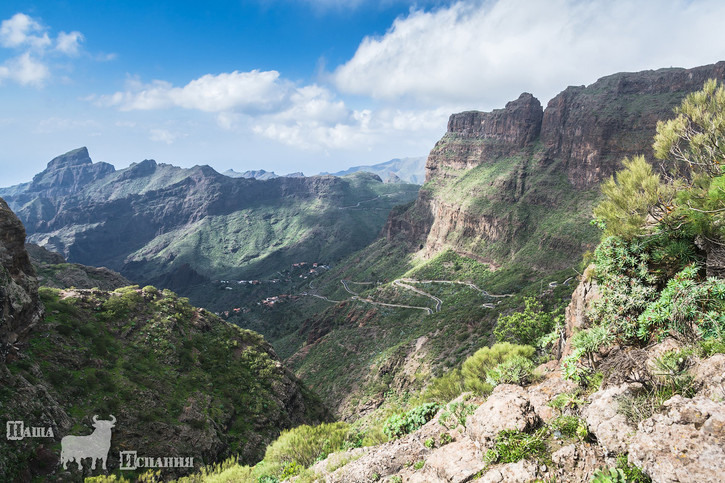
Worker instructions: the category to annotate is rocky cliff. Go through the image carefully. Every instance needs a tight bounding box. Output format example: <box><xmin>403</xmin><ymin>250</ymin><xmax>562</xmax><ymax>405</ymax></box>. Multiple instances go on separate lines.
<box><xmin>0</xmin><ymin>198</ymin><xmax>42</xmax><ymax>361</ymax></box>
<box><xmin>387</xmin><ymin>61</ymin><xmax>725</xmax><ymax>272</ymax></box>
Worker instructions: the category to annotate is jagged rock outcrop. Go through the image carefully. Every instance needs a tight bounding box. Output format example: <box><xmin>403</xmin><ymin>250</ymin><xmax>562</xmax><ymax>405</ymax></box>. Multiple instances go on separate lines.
<box><xmin>0</xmin><ymin>198</ymin><xmax>42</xmax><ymax>360</ymax></box>
<box><xmin>582</xmin><ymin>383</ymin><xmax>639</xmax><ymax>454</ymax></box>
<box><xmin>558</xmin><ymin>266</ymin><xmax>600</xmax><ymax>359</ymax></box>
<box><xmin>0</xmin><ymin>148</ymin><xmax>115</xmax><ymax>212</ymax></box>
<box><xmin>542</xmin><ymin>62</ymin><xmax>725</xmax><ymax>188</ymax></box>
<box><xmin>425</xmin><ymin>93</ymin><xmax>543</xmax><ymax>181</ymax></box>
<box><xmin>465</xmin><ymin>384</ymin><xmax>541</xmax><ymax>447</ymax></box>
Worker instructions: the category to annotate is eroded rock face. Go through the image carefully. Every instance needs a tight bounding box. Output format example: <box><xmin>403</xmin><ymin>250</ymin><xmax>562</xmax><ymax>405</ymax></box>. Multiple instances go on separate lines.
<box><xmin>466</xmin><ymin>384</ymin><xmax>541</xmax><ymax>448</ymax></box>
<box><xmin>694</xmin><ymin>354</ymin><xmax>725</xmax><ymax>401</ymax></box>
<box><xmin>629</xmin><ymin>395</ymin><xmax>725</xmax><ymax>483</ymax></box>
<box><xmin>426</xmin><ymin>93</ymin><xmax>543</xmax><ymax>180</ymax></box>
<box><xmin>542</xmin><ymin>62</ymin><xmax>725</xmax><ymax>188</ymax></box>
<box><xmin>558</xmin><ymin>266</ymin><xmax>600</xmax><ymax>359</ymax></box>
<box><xmin>384</xmin><ymin>62</ymin><xmax>725</xmax><ymax>270</ymax></box>
<box><xmin>0</xmin><ymin>198</ymin><xmax>42</xmax><ymax>359</ymax></box>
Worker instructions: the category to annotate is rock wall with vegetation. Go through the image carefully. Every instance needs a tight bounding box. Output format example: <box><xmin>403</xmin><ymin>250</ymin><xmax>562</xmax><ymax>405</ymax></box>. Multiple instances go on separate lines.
<box><xmin>0</xmin><ymin>197</ymin><xmax>42</xmax><ymax>361</ymax></box>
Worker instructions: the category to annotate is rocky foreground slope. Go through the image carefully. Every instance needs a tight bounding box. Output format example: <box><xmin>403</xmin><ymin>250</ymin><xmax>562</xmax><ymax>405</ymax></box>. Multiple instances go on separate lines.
<box><xmin>286</xmin><ymin>274</ymin><xmax>725</xmax><ymax>483</ymax></box>
<box><xmin>0</xmin><ymin>198</ymin><xmax>327</xmax><ymax>481</ymax></box>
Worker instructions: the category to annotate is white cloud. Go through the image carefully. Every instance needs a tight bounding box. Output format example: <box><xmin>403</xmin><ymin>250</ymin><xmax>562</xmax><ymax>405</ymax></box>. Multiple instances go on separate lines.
<box><xmin>0</xmin><ymin>13</ymin><xmax>51</xmax><ymax>50</ymax></box>
<box><xmin>0</xmin><ymin>13</ymin><xmax>91</xmax><ymax>87</ymax></box>
<box><xmin>56</xmin><ymin>31</ymin><xmax>84</xmax><ymax>56</ymax></box>
<box><xmin>0</xmin><ymin>52</ymin><xmax>49</xmax><ymax>86</ymax></box>
<box><xmin>99</xmin><ymin>70</ymin><xmax>290</xmax><ymax>113</ymax></box>
<box><xmin>333</xmin><ymin>0</ymin><xmax>725</xmax><ymax>107</ymax></box>
<box><xmin>150</xmin><ymin>128</ymin><xmax>181</xmax><ymax>144</ymax></box>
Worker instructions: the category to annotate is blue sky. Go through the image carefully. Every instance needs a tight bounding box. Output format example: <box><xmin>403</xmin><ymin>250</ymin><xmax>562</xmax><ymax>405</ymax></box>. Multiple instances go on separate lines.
<box><xmin>2</xmin><ymin>0</ymin><xmax>725</xmax><ymax>186</ymax></box>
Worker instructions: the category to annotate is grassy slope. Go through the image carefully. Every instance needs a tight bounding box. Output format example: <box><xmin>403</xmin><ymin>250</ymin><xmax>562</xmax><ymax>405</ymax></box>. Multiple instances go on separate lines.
<box><xmin>242</xmin><ymin>142</ymin><xmax>595</xmax><ymax>420</ymax></box>
<box><xmin>0</xmin><ymin>286</ymin><xmax>327</xmax><ymax>480</ymax></box>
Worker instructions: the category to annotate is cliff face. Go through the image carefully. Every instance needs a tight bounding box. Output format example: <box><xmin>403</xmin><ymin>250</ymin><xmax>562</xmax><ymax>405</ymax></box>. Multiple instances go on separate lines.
<box><xmin>389</xmin><ymin>62</ymin><xmax>725</xmax><ymax>271</ymax></box>
<box><xmin>425</xmin><ymin>93</ymin><xmax>543</xmax><ymax>181</ymax></box>
<box><xmin>0</xmin><ymin>198</ymin><xmax>42</xmax><ymax>359</ymax></box>
<box><xmin>542</xmin><ymin>62</ymin><xmax>725</xmax><ymax>188</ymax></box>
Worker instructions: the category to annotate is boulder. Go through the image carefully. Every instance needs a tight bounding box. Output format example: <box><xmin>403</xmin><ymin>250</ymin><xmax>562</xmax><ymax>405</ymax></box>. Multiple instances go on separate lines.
<box><xmin>694</xmin><ymin>354</ymin><xmax>725</xmax><ymax>401</ymax></box>
<box><xmin>582</xmin><ymin>383</ymin><xmax>639</xmax><ymax>454</ymax></box>
<box><xmin>479</xmin><ymin>459</ymin><xmax>540</xmax><ymax>483</ymax></box>
<box><xmin>629</xmin><ymin>395</ymin><xmax>725</xmax><ymax>483</ymax></box>
<box><xmin>466</xmin><ymin>384</ymin><xmax>541</xmax><ymax>448</ymax></box>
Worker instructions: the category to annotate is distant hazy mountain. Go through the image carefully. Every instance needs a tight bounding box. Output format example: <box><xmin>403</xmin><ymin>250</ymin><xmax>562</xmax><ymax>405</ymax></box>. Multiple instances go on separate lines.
<box><xmin>222</xmin><ymin>169</ymin><xmax>305</xmax><ymax>180</ymax></box>
<box><xmin>1</xmin><ymin>148</ymin><xmax>418</xmax><ymax>310</ymax></box>
<box><xmin>322</xmin><ymin>156</ymin><xmax>426</xmax><ymax>185</ymax></box>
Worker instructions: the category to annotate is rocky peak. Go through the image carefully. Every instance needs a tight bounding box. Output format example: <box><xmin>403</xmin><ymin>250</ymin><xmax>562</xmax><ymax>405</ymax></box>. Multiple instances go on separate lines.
<box><xmin>0</xmin><ymin>198</ymin><xmax>42</xmax><ymax>360</ymax></box>
<box><xmin>26</xmin><ymin>147</ymin><xmax>115</xmax><ymax>199</ymax></box>
<box><xmin>447</xmin><ymin>92</ymin><xmax>543</xmax><ymax>146</ymax></box>
<box><xmin>43</xmin><ymin>146</ymin><xmax>92</xmax><ymax>170</ymax></box>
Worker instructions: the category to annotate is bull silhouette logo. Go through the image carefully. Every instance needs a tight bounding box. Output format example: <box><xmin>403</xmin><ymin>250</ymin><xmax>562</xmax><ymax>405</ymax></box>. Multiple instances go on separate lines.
<box><xmin>60</xmin><ymin>415</ymin><xmax>116</xmax><ymax>471</ymax></box>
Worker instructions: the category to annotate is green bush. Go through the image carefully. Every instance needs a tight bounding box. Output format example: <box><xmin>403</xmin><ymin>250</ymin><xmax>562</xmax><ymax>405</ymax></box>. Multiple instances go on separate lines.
<box><xmin>263</xmin><ymin>422</ymin><xmax>353</xmax><ymax>468</ymax></box>
<box><xmin>592</xmin><ymin>155</ymin><xmax>673</xmax><ymax>239</ymax></box>
<box><xmin>382</xmin><ymin>403</ymin><xmax>441</xmax><ymax>439</ymax></box>
<box><xmin>438</xmin><ymin>400</ymin><xmax>477</xmax><ymax>430</ymax></box>
<box><xmin>637</xmin><ymin>265</ymin><xmax>725</xmax><ymax>341</ymax></box>
<box><xmin>421</xmin><ymin>368</ymin><xmax>465</xmax><ymax>403</ymax></box>
<box><xmin>494</xmin><ymin>297</ymin><xmax>556</xmax><ymax>347</ymax></box>
<box><xmin>461</xmin><ymin>343</ymin><xmax>535</xmax><ymax>394</ymax></box>
<box><xmin>483</xmin><ymin>428</ymin><xmax>549</xmax><ymax>466</ymax></box>
<box><xmin>615</xmin><ymin>454</ymin><xmax>652</xmax><ymax>483</ymax></box>
<box><xmin>562</xmin><ymin>325</ymin><xmax>614</xmax><ymax>384</ymax></box>
<box><xmin>549</xmin><ymin>415</ymin><xmax>588</xmax><ymax>441</ymax></box>
<box><xmin>485</xmin><ymin>355</ymin><xmax>536</xmax><ymax>386</ymax></box>
<box><xmin>591</xmin><ymin>467</ymin><xmax>627</xmax><ymax>483</ymax></box>
<box><xmin>698</xmin><ymin>337</ymin><xmax>725</xmax><ymax>357</ymax></box>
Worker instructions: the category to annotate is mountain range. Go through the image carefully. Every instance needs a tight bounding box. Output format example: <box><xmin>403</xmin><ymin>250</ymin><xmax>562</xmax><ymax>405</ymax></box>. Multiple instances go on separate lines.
<box><xmin>3</xmin><ymin>61</ymin><xmax>725</xmax><ymax>481</ymax></box>
<box><xmin>0</xmin><ymin>150</ymin><xmax>419</xmax><ymax>311</ymax></box>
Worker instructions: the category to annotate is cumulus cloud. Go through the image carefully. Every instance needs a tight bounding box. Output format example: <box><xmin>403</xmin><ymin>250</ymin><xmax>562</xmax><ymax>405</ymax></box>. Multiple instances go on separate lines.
<box><xmin>333</xmin><ymin>0</ymin><xmax>725</xmax><ymax>107</ymax></box>
<box><xmin>0</xmin><ymin>51</ymin><xmax>49</xmax><ymax>86</ymax></box>
<box><xmin>56</xmin><ymin>31</ymin><xmax>84</xmax><ymax>56</ymax></box>
<box><xmin>149</xmin><ymin>128</ymin><xmax>181</xmax><ymax>144</ymax></box>
<box><xmin>98</xmin><ymin>70</ymin><xmax>290</xmax><ymax>112</ymax></box>
<box><xmin>0</xmin><ymin>13</ymin><xmax>88</xmax><ymax>87</ymax></box>
<box><xmin>0</xmin><ymin>13</ymin><xmax>51</xmax><ymax>50</ymax></box>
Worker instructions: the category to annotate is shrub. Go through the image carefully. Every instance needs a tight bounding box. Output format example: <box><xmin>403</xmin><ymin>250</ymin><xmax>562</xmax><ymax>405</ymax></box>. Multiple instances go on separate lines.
<box><xmin>438</xmin><ymin>400</ymin><xmax>477</xmax><ymax>430</ymax></box>
<box><xmin>263</xmin><ymin>422</ymin><xmax>353</xmax><ymax>468</ymax></box>
<box><xmin>421</xmin><ymin>368</ymin><xmax>465</xmax><ymax>403</ymax></box>
<box><xmin>483</xmin><ymin>428</ymin><xmax>549</xmax><ymax>466</ymax></box>
<box><xmin>485</xmin><ymin>355</ymin><xmax>536</xmax><ymax>387</ymax></box>
<box><xmin>383</xmin><ymin>403</ymin><xmax>441</xmax><ymax>439</ymax></box>
<box><xmin>591</xmin><ymin>467</ymin><xmax>627</xmax><ymax>483</ymax></box>
<box><xmin>698</xmin><ymin>337</ymin><xmax>725</xmax><ymax>357</ymax></box>
<box><xmin>461</xmin><ymin>343</ymin><xmax>535</xmax><ymax>395</ymax></box>
<box><xmin>549</xmin><ymin>415</ymin><xmax>588</xmax><ymax>441</ymax></box>
<box><xmin>562</xmin><ymin>325</ymin><xmax>613</xmax><ymax>384</ymax></box>
<box><xmin>592</xmin><ymin>155</ymin><xmax>674</xmax><ymax>239</ymax></box>
<box><xmin>494</xmin><ymin>297</ymin><xmax>556</xmax><ymax>347</ymax></box>
<box><xmin>651</xmin><ymin>348</ymin><xmax>696</xmax><ymax>395</ymax></box>
<box><xmin>615</xmin><ymin>454</ymin><xmax>652</xmax><ymax>483</ymax></box>
<box><xmin>636</xmin><ymin>265</ymin><xmax>725</xmax><ymax>341</ymax></box>
<box><xmin>616</xmin><ymin>386</ymin><xmax>675</xmax><ymax>425</ymax></box>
